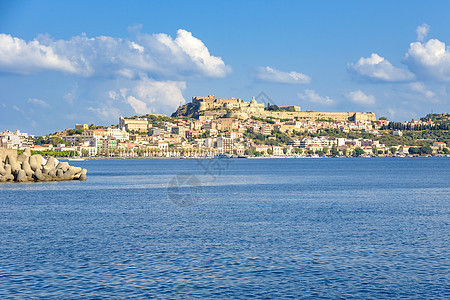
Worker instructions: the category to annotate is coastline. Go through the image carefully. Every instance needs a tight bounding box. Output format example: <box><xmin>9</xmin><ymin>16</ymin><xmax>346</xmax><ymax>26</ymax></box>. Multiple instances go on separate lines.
<box><xmin>74</xmin><ymin>154</ymin><xmax>450</xmax><ymax>160</ymax></box>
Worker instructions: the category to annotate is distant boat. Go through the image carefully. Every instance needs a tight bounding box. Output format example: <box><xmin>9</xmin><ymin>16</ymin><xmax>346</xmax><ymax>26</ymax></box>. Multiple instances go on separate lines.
<box><xmin>214</xmin><ymin>153</ymin><xmax>233</xmax><ymax>159</ymax></box>
<box><xmin>68</xmin><ymin>157</ymin><xmax>85</xmax><ymax>161</ymax></box>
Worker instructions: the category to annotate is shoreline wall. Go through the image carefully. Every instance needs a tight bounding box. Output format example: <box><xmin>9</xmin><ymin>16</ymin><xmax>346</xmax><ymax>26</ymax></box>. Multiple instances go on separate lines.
<box><xmin>0</xmin><ymin>149</ymin><xmax>87</xmax><ymax>183</ymax></box>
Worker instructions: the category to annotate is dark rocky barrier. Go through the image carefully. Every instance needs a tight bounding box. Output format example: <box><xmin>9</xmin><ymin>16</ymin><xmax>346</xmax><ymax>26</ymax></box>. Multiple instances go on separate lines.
<box><xmin>0</xmin><ymin>149</ymin><xmax>87</xmax><ymax>183</ymax></box>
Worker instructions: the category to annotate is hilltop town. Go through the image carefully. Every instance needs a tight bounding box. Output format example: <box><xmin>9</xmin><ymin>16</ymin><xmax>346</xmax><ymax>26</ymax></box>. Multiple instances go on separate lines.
<box><xmin>1</xmin><ymin>95</ymin><xmax>449</xmax><ymax>158</ymax></box>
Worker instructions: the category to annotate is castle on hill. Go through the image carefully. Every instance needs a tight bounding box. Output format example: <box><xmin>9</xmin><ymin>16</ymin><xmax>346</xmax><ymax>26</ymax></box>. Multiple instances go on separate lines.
<box><xmin>173</xmin><ymin>95</ymin><xmax>376</xmax><ymax>122</ymax></box>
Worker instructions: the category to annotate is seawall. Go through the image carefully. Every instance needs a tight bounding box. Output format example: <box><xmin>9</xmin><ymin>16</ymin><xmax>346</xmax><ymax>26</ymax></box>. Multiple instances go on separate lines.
<box><xmin>0</xmin><ymin>149</ymin><xmax>87</xmax><ymax>183</ymax></box>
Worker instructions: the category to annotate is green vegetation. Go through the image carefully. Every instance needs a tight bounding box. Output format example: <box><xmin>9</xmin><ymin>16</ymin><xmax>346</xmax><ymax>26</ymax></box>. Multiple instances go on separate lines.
<box><xmin>88</xmin><ymin>124</ymin><xmax>106</xmax><ymax>130</ymax></box>
<box><xmin>65</xmin><ymin>129</ymin><xmax>85</xmax><ymax>135</ymax></box>
<box><xmin>243</xmin><ymin>129</ymin><xmax>291</xmax><ymax>146</ymax></box>
<box><xmin>381</xmin><ymin>121</ymin><xmax>450</xmax><ymax>131</ymax></box>
<box><xmin>420</xmin><ymin>113</ymin><xmax>450</xmax><ymax>124</ymax></box>
<box><xmin>330</xmin><ymin>145</ymin><xmax>339</xmax><ymax>157</ymax></box>
<box><xmin>353</xmin><ymin>147</ymin><xmax>364</xmax><ymax>157</ymax></box>
<box><xmin>378</xmin><ymin>130</ymin><xmax>449</xmax><ymax>146</ymax></box>
<box><xmin>127</xmin><ymin>114</ymin><xmax>174</xmax><ymax>123</ymax></box>
<box><xmin>265</xmin><ymin>103</ymin><xmax>281</xmax><ymax>111</ymax></box>
<box><xmin>18</xmin><ymin>150</ymin><xmax>79</xmax><ymax>157</ymax></box>
<box><xmin>295</xmin><ymin>127</ymin><xmax>449</xmax><ymax>147</ymax></box>
<box><xmin>408</xmin><ymin>146</ymin><xmax>433</xmax><ymax>155</ymax></box>
<box><xmin>252</xmin><ymin>116</ymin><xmax>275</xmax><ymax>124</ymax></box>
<box><xmin>34</xmin><ymin>136</ymin><xmax>71</xmax><ymax>146</ymax></box>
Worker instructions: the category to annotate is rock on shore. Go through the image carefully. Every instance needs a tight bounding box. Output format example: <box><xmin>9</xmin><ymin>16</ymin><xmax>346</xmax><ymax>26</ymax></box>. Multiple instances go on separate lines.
<box><xmin>0</xmin><ymin>149</ymin><xmax>87</xmax><ymax>183</ymax></box>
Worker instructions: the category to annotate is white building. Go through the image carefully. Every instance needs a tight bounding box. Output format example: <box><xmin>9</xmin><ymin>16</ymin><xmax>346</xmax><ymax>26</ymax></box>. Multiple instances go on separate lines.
<box><xmin>107</xmin><ymin>128</ymin><xmax>129</xmax><ymax>141</ymax></box>
<box><xmin>119</xmin><ymin>116</ymin><xmax>149</xmax><ymax>132</ymax></box>
<box><xmin>0</xmin><ymin>130</ymin><xmax>34</xmax><ymax>149</ymax></box>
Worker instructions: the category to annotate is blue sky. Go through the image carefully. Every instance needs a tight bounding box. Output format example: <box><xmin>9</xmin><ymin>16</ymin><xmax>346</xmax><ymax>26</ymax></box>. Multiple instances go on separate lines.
<box><xmin>1</xmin><ymin>0</ymin><xmax>450</xmax><ymax>135</ymax></box>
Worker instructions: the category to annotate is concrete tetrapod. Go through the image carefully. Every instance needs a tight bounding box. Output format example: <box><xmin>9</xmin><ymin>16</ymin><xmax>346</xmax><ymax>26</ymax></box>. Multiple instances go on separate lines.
<box><xmin>0</xmin><ymin>149</ymin><xmax>87</xmax><ymax>183</ymax></box>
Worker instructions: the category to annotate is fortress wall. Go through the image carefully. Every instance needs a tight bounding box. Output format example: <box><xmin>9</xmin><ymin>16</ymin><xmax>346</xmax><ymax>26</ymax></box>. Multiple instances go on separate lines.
<box><xmin>249</xmin><ymin>111</ymin><xmax>376</xmax><ymax>122</ymax></box>
<box><xmin>191</xmin><ymin>95</ymin><xmax>376</xmax><ymax>122</ymax></box>
<box><xmin>194</xmin><ymin>95</ymin><xmax>248</xmax><ymax>111</ymax></box>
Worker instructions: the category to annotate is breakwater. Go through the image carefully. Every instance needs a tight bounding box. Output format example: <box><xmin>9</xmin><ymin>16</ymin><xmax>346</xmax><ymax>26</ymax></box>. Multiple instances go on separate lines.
<box><xmin>0</xmin><ymin>149</ymin><xmax>87</xmax><ymax>183</ymax></box>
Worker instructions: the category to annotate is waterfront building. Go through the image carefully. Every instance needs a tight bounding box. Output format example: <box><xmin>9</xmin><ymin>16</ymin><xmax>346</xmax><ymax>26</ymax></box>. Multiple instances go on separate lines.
<box><xmin>433</xmin><ymin>141</ymin><xmax>447</xmax><ymax>150</ymax></box>
<box><xmin>119</xmin><ymin>116</ymin><xmax>149</xmax><ymax>132</ymax></box>
<box><xmin>272</xmin><ymin>146</ymin><xmax>284</xmax><ymax>156</ymax></box>
<box><xmin>217</xmin><ymin>136</ymin><xmax>233</xmax><ymax>153</ymax></box>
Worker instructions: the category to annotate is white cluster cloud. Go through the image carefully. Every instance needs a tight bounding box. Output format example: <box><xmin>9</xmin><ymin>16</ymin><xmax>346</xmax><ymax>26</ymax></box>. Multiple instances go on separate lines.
<box><xmin>125</xmin><ymin>96</ymin><xmax>150</xmax><ymax>114</ymax></box>
<box><xmin>416</xmin><ymin>23</ymin><xmax>430</xmax><ymax>41</ymax></box>
<box><xmin>108</xmin><ymin>76</ymin><xmax>186</xmax><ymax>115</ymax></box>
<box><xmin>345</xmin><ymin>90</ymin><xmax>375</xmax><ymax>105</ymax></box>
<box><xmin>349</xmin><ymin>23</ymin><xmax>450</xmax><ymax>85</ymax></box>
<box><xmin>0</xmin><ymin>34</ymin><xmax>77</xmax><ymax>75</ymax></box>
<box><xmin>255</xmin><ymin>66</ymin><xmax>311</xmax><ymax>84</ymax></box>
<box><xmin>0</xmin><ymin>29</ymin><xmax>231</xmax><ymax>79</ymax></box>
<box><xmin>404</xmin><ymin>39</ymin><xmax>450</xmax><ymax>82</ymax></box>
<box><xmin>298</xmin><ymin>89</ymin><xmax>334</xmax><ymax>105</ymax></box>
<box><xmin>348</xmin><ymin>53</ymin><xmax>415</xmax><ymax>82</ymax></box>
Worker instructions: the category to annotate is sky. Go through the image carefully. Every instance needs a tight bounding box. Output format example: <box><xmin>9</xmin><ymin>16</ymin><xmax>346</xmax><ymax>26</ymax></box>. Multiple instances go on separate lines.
<box><xmin>1</xmin><ymin>0</ymin><xmax>450</xmax><ymax>135</ymax></box>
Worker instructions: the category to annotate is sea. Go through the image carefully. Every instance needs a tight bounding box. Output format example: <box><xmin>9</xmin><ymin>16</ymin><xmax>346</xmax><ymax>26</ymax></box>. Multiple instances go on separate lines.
<box><xmin>0</xmin><ymin>157</ymin><xmax>449</xmax><ymax>299</ymax></box>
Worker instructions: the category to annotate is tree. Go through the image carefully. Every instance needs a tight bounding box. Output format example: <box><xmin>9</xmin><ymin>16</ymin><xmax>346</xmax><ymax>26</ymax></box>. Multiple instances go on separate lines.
<box><xmin>330</xmin><ymin>145</ymin><xmax>339</xmax><ymax>157</ymax></box>
<box><xmin>342</xmin><ymin>149</ymin><xmax>348</xmax><ymax>156</ymax></box>
<box><xmin>266</xmin><ymin>103</ymin><xmax>280</xmax><ymax>111</ymax></box>
<box><xmin>408</xmin><ymin>147</ymin><xmax>420</xmax><ymax>155</ymax></box>
<box><xmin>419</xmin><ymin>146</ymin><xmax>433</xmax><ymax>155</ymax></box>
<box><xmin>353</xmin><ymin>147</ymin><xmax>364</xmax><ymax>157</ymax></box>
<box><xmin>379</xmin><ymin>117</ymin><xmax>388</xmax><ymax>120</ymax></box>
<box><xmin>443</xmin><ymin>147</ymin><xmax>449</xmax><ymax>154</ymax></box>
<box><xmin>267</xmin><ymin>149</ymin><xmax>274</xmax><ymax>155</ymax></box>
<box><xmin>390</xmin><ymin>147</ymin><xmax>397</xmax><ymax>155</ymax></box>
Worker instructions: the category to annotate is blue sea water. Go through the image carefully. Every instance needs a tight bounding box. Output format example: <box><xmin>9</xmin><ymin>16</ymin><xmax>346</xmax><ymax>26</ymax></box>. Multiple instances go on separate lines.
<box><xmin>0</xmin><ymin>157</ymin><xmax>449</xmax><ymax>299</ymax></box>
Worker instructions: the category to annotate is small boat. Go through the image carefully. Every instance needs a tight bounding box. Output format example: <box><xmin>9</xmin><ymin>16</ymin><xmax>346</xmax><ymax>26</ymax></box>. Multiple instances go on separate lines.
<box><xmin>214</xmin><ymin>153</ymin><xmax>233</xmax><ymax>159</ymax></box>
<box><xmin>68</xmin><ymin>157</ymin><xmax>85</xmax><ymax>161</ymax></box>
